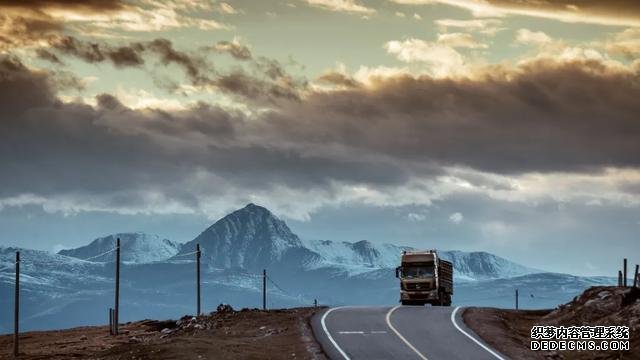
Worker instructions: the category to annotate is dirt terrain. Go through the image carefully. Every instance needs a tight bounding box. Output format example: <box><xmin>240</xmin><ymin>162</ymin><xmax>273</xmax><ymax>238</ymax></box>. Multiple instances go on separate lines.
<box><xmin>465</xmin><ymin>286</ymin><xmax>640</xmax><ymax>360</ymax></box>
<box><xmin>0</xmin><ymin>305</ymin><xmax>327</xmax><ymax>360</ymax></box>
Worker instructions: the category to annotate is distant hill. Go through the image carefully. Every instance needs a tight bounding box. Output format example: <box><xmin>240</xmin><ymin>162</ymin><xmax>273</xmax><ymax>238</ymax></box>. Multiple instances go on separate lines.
<box><xmin>59</xmin><ymin>232</ymin><xmax>181</xmax><ymax>264</ymax></box>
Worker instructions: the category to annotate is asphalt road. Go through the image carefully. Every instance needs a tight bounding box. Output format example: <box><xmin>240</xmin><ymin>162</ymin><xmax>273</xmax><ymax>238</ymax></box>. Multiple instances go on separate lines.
<box><xmin>312</xmin><ymin>306</ymin><xmax>508</xmax><ymax>360</ymax></box>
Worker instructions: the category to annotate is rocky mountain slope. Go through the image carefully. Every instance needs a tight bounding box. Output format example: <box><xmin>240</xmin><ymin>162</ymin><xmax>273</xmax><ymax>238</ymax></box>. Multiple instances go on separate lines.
<box><xmin>177</xmin><ymin>204</ymin><xmax>320</xmax><ymax>271</ymax></box>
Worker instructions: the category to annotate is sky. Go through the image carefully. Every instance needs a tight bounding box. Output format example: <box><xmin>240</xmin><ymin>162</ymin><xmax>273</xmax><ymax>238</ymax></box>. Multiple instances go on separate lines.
<box><xmin>0</xmin><ymin>0</ymin><xmax>639</xmax><ymax>276</ymax></box>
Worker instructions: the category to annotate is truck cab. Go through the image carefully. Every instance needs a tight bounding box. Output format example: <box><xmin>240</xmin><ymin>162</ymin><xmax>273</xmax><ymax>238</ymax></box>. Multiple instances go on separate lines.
<box><xmin>395</xmin><ymin>250</ymin><xmax>453</xmax><ymax>306</ymax></box>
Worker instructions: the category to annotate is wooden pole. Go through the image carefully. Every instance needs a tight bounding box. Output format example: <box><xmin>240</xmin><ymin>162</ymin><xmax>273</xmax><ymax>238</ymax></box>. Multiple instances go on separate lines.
<box><xmin>618</xmin><ymin>270</ymin><xmax>623</xmax><ymax>286</ymax></box>
<box><xmin>109</xmin><ymin>308</ymin><xmax>113</xmax><ymax>335</ymax></box>
<box><xmin>114</xmin><ymin>238</ymin><xmax>120</xmax><ymax>335</ymax></box>
<box><xmin>515</xmin><ymin>289</ymin><xmax>519</xmax><ymax>310</ymax></box>
<box><xmin>634</xmin><ymin>265</ymin><xmax>639</xmax><ymax>288</ymax></box>
<box><xmin>623</xmin><ymin>258</ymin><xmax>628</xmax><ymax>287</ymax></box>
<box><xmin>196</xmin><ymin>244</ymin><xmax>201</xmax><ymax>316</ymax></box>
<box><xmin>262</xmin><ymin>269</ymin><xmax>266</xmax><ymax>310</ymax></box>
<box><xmin>14</xmin><ymin>251</ymin><xmax>20</xmax><ymax>358</ymax></box>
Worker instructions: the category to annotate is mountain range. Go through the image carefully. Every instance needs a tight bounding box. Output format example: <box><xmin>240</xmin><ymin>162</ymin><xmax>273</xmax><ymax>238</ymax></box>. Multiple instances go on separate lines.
<box><xmin>0</xmin><ymin>203</ymin><xmax>614</xmax><ymax>333</ymax></box>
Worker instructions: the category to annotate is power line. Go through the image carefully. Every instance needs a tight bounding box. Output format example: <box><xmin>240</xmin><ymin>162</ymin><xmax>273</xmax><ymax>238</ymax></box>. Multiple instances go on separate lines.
<box><xmin>267</xmin><ymin>275</ymin><xmax>291</xmax><ymax>296</ymax></box>
<box><xmin>173</xmin><ymin>251</ymin><xmax>199</xmax><ymax>258</ymax></box>
<box><xmin>81</xmin><ymin>248</ymin><xmax>117</xmax><ymax>261</ymax></box>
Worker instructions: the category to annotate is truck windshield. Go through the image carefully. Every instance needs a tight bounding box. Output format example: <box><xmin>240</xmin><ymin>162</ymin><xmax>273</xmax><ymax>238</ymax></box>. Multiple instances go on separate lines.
<box><xmin>402</xmin><ymin>266</ymin><xmax>434</xmax><ymax>279</ymax></box>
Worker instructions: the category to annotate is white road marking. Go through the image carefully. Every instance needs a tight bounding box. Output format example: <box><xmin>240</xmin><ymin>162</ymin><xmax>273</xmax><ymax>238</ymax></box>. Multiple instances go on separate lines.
<box><xmin>450</xmin><ymin>307</ymin><xmax>507</xmax><ymax>360</ymax></box>
<box><xmin>321</xmin><ymin>307</ymin><xmax>351</xmax><ymax>360</ymax></box>
<box><xmin>337</xmin><ymin>330</ymin><xmax>388</xmax><ymax>335</ymax></box>
<box><xmin>386</xmin><ymin>306</ymin><xmax>429</xmax><ymax>360</ymax></box>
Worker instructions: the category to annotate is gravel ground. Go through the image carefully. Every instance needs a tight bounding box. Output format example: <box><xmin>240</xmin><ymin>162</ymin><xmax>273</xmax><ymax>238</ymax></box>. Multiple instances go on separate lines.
<box><xmin>0</xmin><ymin>305</ymin><xmax>327</xmax><ymax>360</ymax></box>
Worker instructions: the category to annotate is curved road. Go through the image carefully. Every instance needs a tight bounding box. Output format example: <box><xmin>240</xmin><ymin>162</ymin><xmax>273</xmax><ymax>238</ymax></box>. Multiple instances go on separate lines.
<box><xmin>312</xmin><ymin>306</ymin><xmax>508</xmax><ymax>360</ymax></box>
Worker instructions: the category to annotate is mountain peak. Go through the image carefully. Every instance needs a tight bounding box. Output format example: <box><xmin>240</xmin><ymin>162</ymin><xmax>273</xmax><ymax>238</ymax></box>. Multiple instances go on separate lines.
<box><xmin>237</xmin><ymin>203</ymin><xmax>273</xmax><ymax>216</ymax></box>
<box><xmin>178</xmin><ymin>204</ymin><xmax>305</xmax><ymax>271</ymax></box>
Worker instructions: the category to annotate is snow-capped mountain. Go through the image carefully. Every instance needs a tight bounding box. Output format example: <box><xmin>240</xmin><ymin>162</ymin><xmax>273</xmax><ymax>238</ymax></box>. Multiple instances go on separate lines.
<box><xmin>58</xmin><ymin>232</ymin><xmax>181</xmax><ymax>264</ymax></box>
<box><xmin>302</xmin><ymin>239</ymin><xmax>411</xmax><ymax>271</ymax></box>
<box><xmin>439</xmin><ymin>250</ymin><xmax>540</xmax><ymax>281</ymax></box>
<box><xmin>301</xmin><ymin>238</ymin><xmax>539</xmax><ymax>280</ymax></box>
<box><xmin>177</xmin><ymin>203</ymin><xmax>319</xmax><ymax>271</ymax></box>
<box><xmin>174</xmin><ymin>204</ymin><xmax>539</xmax><ymax>281</ymax></box>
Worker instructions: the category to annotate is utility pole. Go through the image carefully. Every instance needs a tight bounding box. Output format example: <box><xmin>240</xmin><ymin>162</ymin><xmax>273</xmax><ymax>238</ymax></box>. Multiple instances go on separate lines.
<box><xmin>196</xmin><ymin>244</ymin><xmax>201</xmax><ymax>316</ymax></box>
<box><xmin>262</xmin><ymin>269</ymin><xmax>267</xmax><ymax>310</ymax></box>
<box><xmin>634</xmin><ymin>265</ymin><xmax>639</xmax><ymax>288</ymax></box>
<box><xmin>515</xmin><ymin>289</ymin><xmax>519</xmax><ymax>310</ymax></box>
<box><xmin>618</xmin><ymin>271</ymin><xmax>623</xmax><ymax>286</ymax></box>
<box><xmin>109</xmin><ymin>308</ymin><xmax>114</xmax><ymax>335</ymax></box>
<box><xmin>114</xmin><ymin>238</ymin><xmax>120</xmax><ymax>335</ymax></box>
<box><xmin>623</xmin><ymin>258</ymin><xmax>628</xmax><ymax>287</ymax></box>
<box><xmin>14</xmin><ymin>251</ymin><xmax>20</xmax><ymax>358</ymax></box>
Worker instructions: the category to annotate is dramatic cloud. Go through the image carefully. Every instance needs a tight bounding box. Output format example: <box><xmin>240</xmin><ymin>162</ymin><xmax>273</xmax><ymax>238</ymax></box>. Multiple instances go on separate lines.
<box><xmin>0</xmin><ymin>13</ymin><xmax>62</xmax><ymax>50</ymax></box>
<box><xmin>303</xmin><ymin>0</ymin><xmax>375</xmax><ymax>15</ymax></box>
<box><xmin>604</xmin><ymin>28</ymin><xmax>640</xmax><ymax>59</ymax></box>
<box><xmin>0</xmin><ymin>56</ymin><xmax>402</xmax><ymax>217</ymax></box>
<box><xmin>212</xmin><ymin>40</ymin><xmax>253</xmax><ymax>60</ymax></box>
<box><xmin>48</xmin><ymin>36</ymin><xmax>146</xmax><ymax>67</ymax></box>
<box><xmin>394</xmin><ymin>0</ymin><xmax>640</xmax><ymax>27</ymax></box>
<box><xmin>0</xmin><ymin>0</ymin><xmax>227</xmax><ymax>47</ymax></box>
<box><xmin>40</xmin><ymin>36</ymin><xmax>304</xmax><ymax>104</ymax></box>
<box><xmin>266</xmin><ymin>57</ymin><xmax>640</xmax><ymax>175</ymax></box>
<box><xmin>384</xmin><ymin>38</ymin><xmax>466</xmax><ymax>76</ymax></box>
<box><xmin>3</xmin><ymin>50</ymin><xmax>639</xmax><ymax>220</ymax></box>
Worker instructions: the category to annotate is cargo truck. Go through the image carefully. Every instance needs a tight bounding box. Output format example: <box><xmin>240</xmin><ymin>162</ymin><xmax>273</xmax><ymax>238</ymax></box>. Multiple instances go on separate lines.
<box><xmin>395</xmin><ymin>250</ymin><xmax>453</xmax><ymax>306</ymax></box>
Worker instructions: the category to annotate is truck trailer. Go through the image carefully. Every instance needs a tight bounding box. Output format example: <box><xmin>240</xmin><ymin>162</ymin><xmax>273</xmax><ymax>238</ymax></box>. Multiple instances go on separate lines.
<box><xmin>395</xmin><ymin>250</ymin><xmax>453</xmax><ymax>306</ymax></box>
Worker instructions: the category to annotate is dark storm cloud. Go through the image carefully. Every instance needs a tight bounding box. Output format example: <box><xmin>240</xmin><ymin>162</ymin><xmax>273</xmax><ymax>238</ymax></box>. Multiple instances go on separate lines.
<box><xmin>1</xmin><ymin>54</ymin><xmax>640</xmax><ymax>213</ymax></box>
<box><xmin>261</xmin><ymin>58</ymin><xmax>640</xmax><ymax>174</ymax></box>
<box><xmin>45</xmin><ymin>36</ymin><xmax>305</xmax><ymax>104</ymax></box>
<box><xmin>214</xmin><ymin>71</ymin><xmax>303</xmax><ymax>103</ymax></box>
<box><xmin>210</xmin><ymin>56</ymin><xmax>307</xmax><ymax>103</ymax></box>
<box><xmin>35</xmin><ymin>48</ymin><xmax>63</xmax><ymax>64</ymax></box>
<box><xmin>0</xmin><ymin>56</ymin><xmax>411</xmax><ymax>206</ymax></box>
<box><xmin>48</xmin><ymin>36</ymin><xmax>148</xmax><ymax>68</ymax></box>
<box><xmin>146</xmin><ymin>38</ymin><xmax>209</xmax><ymax>85</ymax></box>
